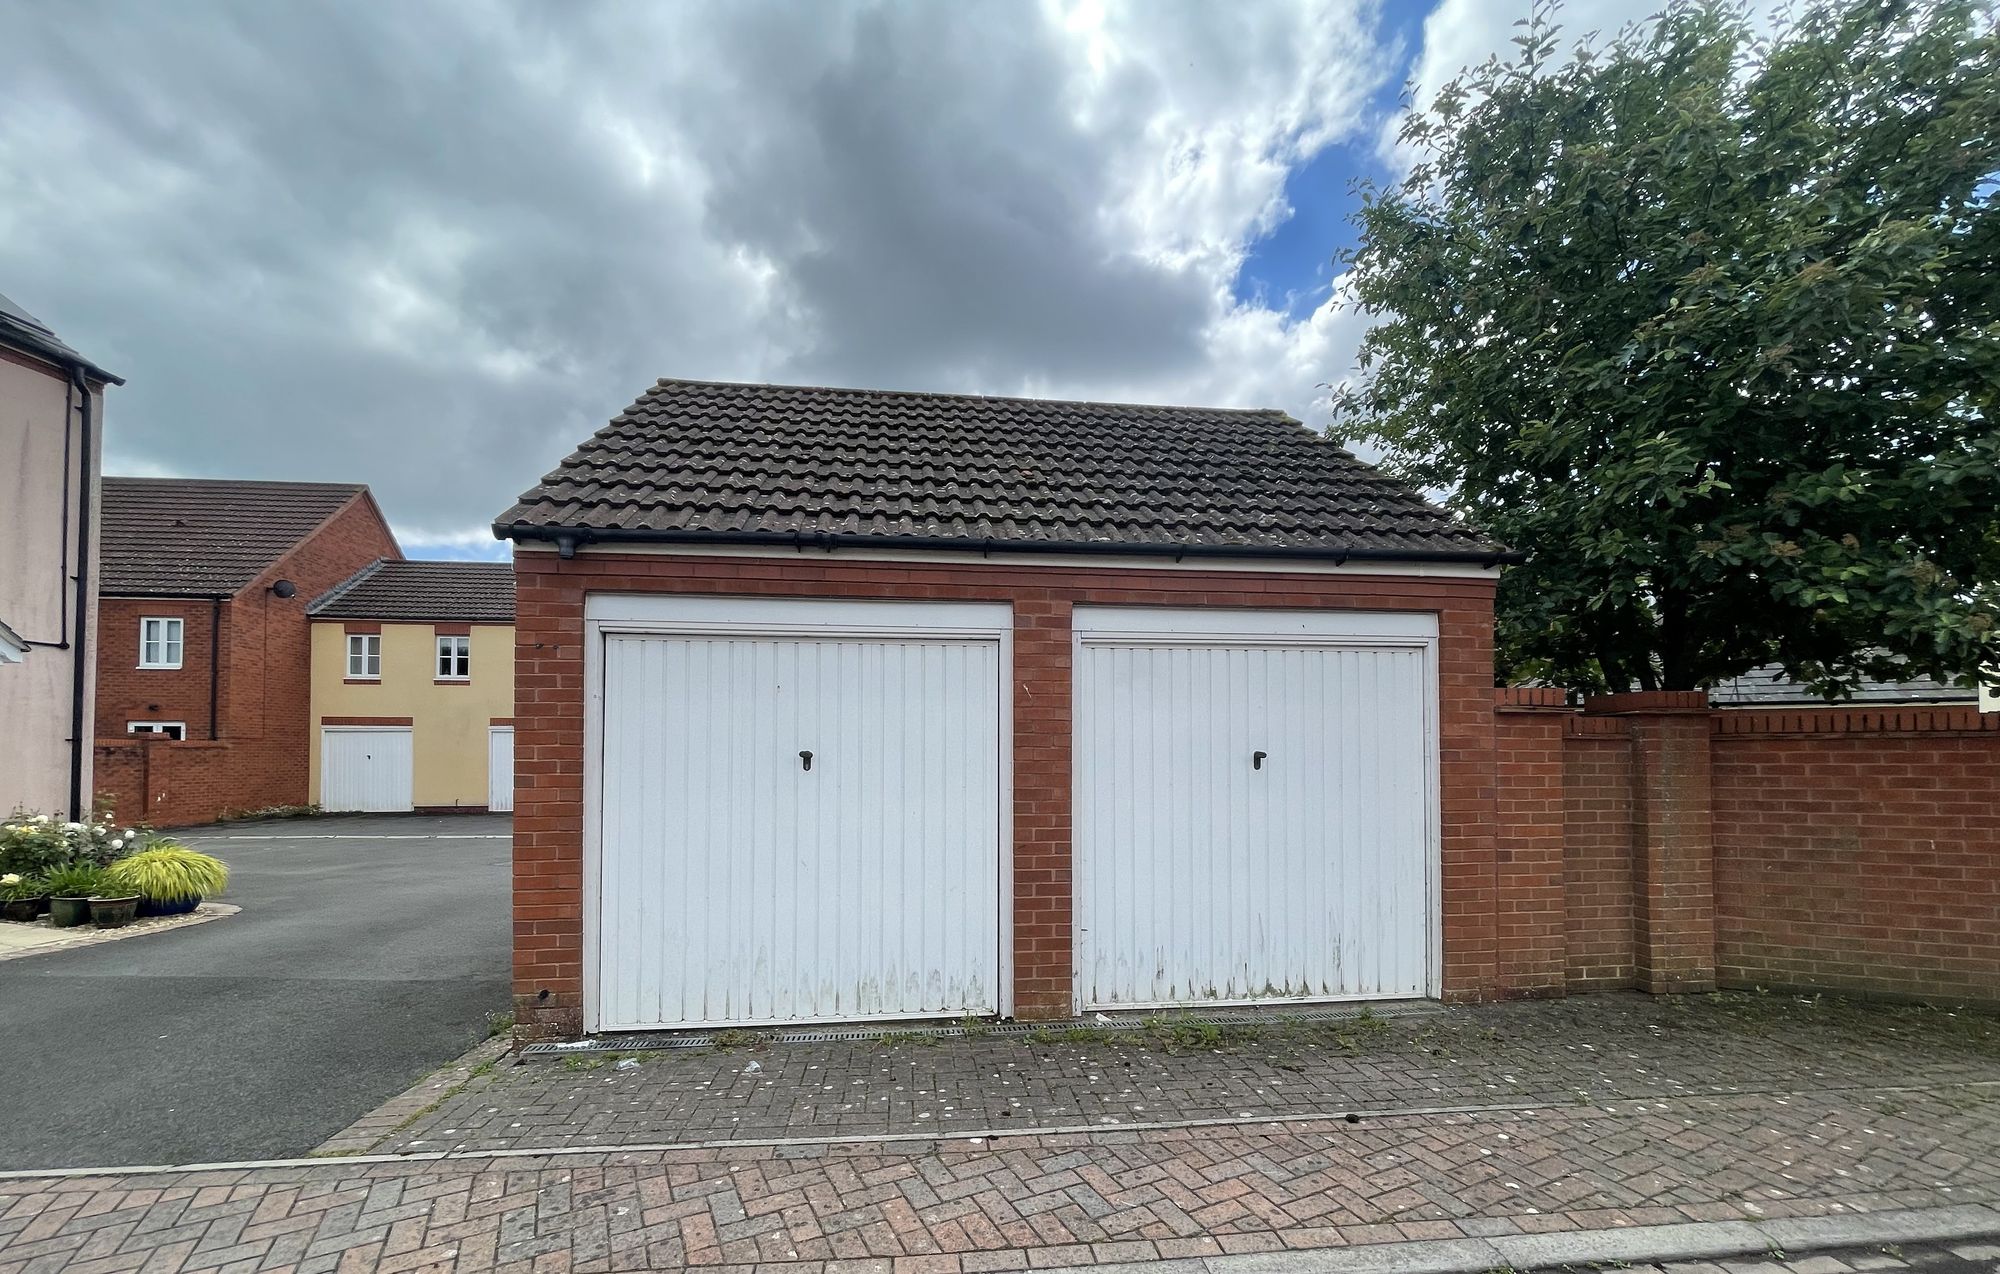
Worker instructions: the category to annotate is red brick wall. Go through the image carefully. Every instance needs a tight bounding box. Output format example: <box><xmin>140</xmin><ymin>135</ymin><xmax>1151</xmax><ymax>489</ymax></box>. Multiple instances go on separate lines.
<box><xmin>512</xmin><ymin>548</ymin><xmax>1505</xmax><ymax>1038</ymax></box>
<box><xmin>1549</xmin><ymin>700</ymin><xmax>1999</xmax><ymax>1005</ymax></box>
<box><xmin>1493</xmin><ymin>688</ymin><xmax>1569</xmax><ymax>995</ymax></box>
<box><xmin>1562</xmin><ymin>717</ymin><xmax>1636</xmax><ymax>990</ymax></box>
<box><xmin>95</xmin><ymin>599</ymin><xmax>221</xmax><ymax>740</ymax></box>
<box><xmin>1711</xmin><ymin>708</ymin><xmax>2000</xmax><ymax>1004</ymax></box>
<box><xmin>92</xmin><ymin>493</ymin><xmax>400</xmax><ymax>823</ymax></box>
<box><xmin>94</xmin><ymin>736</ymin><xmax>238</xmax><ymax>828</ymax></box>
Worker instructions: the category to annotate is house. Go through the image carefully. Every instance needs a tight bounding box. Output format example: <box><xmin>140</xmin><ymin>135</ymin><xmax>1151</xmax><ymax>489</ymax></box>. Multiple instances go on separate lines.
<box><xmin>306</xmin><ymin>559</ymin><xmax>516</xmax><ymax>813</ymax></box>
<box><xmin>0</xmin><ymin>290</ymin><xmax>120</xmax><ymax>818</ymax></box>
<box><xmin>1710</xmin><ymin>663</ymin><xmax>1980</xmax><ymax>708</ymax></box>
<box><xmin>493</xmin><ymin>378</ymin><xmax>1520</xmax><ymax>1037</ymax></box>
<box><xmin>94</xmin><ymin>478</ymin><xmax>401</xmax><ymax>825</ymax></box>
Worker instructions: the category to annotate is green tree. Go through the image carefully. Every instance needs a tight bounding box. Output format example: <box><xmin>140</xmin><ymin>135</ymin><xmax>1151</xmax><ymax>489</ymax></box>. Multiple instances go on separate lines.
<box><xmin>1335</xmin><ymin>0</ymin><xmax>2000</xmax><ymax>695</ymax></box>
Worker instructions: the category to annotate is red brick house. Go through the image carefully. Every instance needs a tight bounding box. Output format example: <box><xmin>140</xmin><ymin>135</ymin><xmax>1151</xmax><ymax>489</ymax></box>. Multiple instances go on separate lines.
<box><xmin>94</xmin><ymin>478</ymin><xmax>401</xmax><ymax>825</ymax></box>
<box><xmin>495</xmin><ymin>379</ymin><xmax>1525</xmax><ymax>1038</ymax></box>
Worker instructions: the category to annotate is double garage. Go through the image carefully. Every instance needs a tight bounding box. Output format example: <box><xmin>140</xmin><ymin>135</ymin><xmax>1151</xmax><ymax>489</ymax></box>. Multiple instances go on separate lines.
<box><xmin>584</xmin><ymin>593</ymin><xmax>1440</xmax><ymax>1032</ymax></box>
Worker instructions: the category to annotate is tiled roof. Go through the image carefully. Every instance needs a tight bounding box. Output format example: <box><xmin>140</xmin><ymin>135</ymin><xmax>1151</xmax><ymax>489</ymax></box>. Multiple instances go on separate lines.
<box><xmin>0</xmin><ymin>290</ymin><xmax>120</xmax><ymax>383</ymax></box>
<box><xmin>100</xmin><ymin>478</ymin><xmax>377</xmax><ymax>597</ymax></box>
<box><xmin>309</xmin><ymin>560</ymin><xmax>516</xmax><ymax>623</ymax></box>
<box><xmin>495</xmin><ymin>378</ymin><xmax>1508</xmax><ymax>561</ymax></box>
<box><xmin>1711</xmin><ymin>664</ymin><xmax>1976</xmax><ymax>707</ymax></box>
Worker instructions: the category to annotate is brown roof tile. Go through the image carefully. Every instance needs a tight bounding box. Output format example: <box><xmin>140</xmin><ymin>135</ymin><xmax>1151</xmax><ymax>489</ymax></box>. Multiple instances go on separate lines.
<box><xmin>495</xmin><ymin>379</ymin><xmax>1508</xmax><ymax>561</ymax></box>
<box><xmin>100</xmin><ymin>478</ymin><xmax>379</xmax><ymax>596</ymax></box>
<box><xmin>308</xmin><ymin>559</ymin><xmax>515</xmax><ymax>623</ymax></box>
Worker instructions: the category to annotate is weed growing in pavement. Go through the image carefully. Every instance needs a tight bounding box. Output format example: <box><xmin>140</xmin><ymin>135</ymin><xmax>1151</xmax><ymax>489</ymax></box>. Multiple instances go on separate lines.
<box><xmin>1027</xmin><ymin>1025</ymin><xmax>1118</xmax><ymax>1046</ymax></box>
<box><xmin>710</xmin><ymin>1028</ymin><xmax>767</xmax><ymax>1050</ymax></box>
<box><xmin>485</xmin><ymin>1010</ymin><xmax>515</xmax><ymax>1038</ymax></box>
<box><xmin>561</xmin><ymin>1055</ymin><xmax>606</xmax><ymax>1072</ymax></box>
<box><xmin>1676</xmin><ymin>989</ymin><xmax>2000</xmax><ymax>1056</ymax></box>
<box><xmin>875</xmin><ymin>1031</ymin><xmax>942</xmax><ymax>1048</ymax></box>
<box><xmin>957</xmin><ymin>1013</ymin><xmax>994</xmax><ymax>1039</ymax></box>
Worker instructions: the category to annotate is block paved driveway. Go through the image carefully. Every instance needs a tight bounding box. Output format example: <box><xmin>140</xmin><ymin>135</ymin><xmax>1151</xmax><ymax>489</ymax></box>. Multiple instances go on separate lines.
<box><xmin>3</xmin><ymin>995</ymin><xmax>1997</xmax><ymax>1271</ymax></box>
<box><xmin>0</xmin><ymin>814</ymin><xmax>511</xmax><ymax>1172</ymax></box>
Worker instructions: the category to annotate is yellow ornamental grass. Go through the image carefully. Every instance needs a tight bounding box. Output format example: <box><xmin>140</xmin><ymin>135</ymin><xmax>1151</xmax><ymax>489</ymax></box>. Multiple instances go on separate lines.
<box><xmin>104</xmin><ymin>845</ymin><xmax>229</xmax><ymax>903</ymax></box>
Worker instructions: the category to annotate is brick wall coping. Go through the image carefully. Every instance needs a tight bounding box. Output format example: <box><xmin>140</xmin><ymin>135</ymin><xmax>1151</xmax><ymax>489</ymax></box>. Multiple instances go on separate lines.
<box><xmin>1712</xmin><ymin>705</ymin><xmax>1998</xmax><ymax>736</ymax></box>
<box><xmin>1581</xmin><ymin>690</ymin><xmax>1711</xmax><ymax>715</ymax></box>
<box><xmin>1493</xmin><ymin>687</ymin><xmax>1569</xmax><ymax>711</ymax></box>
<box><xmin>94</xmin><ymin>737</ymin><xmax>229</xmax><ymax>751</ymax></box>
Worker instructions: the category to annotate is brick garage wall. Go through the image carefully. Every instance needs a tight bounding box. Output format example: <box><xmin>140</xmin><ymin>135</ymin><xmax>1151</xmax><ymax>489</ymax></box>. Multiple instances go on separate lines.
<box><xmin>1711</xmin><ymin>707</ymin><xmax>2000</xmax><ymax>1004</ymax></box>
<box><xmin>92</xmin><ymin>493</ymin><xmax>400</xmax><ymax>824</ymax></box>
<box><xmin>513</xmin><ymin>548</ymin><xmax>1507</xmax><ymax>1039</ymax></box>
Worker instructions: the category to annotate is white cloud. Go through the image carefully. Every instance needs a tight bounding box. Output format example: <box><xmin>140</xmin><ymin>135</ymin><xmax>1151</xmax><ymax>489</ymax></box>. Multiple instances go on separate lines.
<box><xmin>7</xmin><ymin>0</ymin><xmax>1691</xmax><ymax>542</ymax></box>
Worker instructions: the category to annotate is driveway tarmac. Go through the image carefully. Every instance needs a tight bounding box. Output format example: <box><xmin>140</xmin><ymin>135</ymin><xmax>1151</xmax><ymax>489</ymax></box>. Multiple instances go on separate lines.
<box><xmin>0</xmin><ymin>814</ymin><xmax>510</xmax><ymax>1170</ymax></box>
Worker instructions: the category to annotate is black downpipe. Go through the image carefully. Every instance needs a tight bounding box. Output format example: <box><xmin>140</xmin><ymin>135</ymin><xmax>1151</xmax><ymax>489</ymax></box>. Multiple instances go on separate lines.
<box><xmin>208</xmin><ymin>596</ymin><xmax>222</xmax><ymax>740</ymax></box>
<box><xmin>66</xmin><ymin>371</ymin><xmax>94</xmax><ymax>819</ymax></box>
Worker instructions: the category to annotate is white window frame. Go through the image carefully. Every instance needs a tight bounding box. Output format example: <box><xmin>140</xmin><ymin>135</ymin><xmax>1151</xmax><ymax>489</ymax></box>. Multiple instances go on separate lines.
<box><xmin>435</xmin><ymin>634</ymin><xmax>471</xmax><ymax>680</ymax></box>
<box><xmin>138</xmin><ymin>617</ymin><xmax>184</xmax><ymax>669</ymax></box>
<box><xmin>127</xmin><ymin>721</ymin><xmax>187</xmax><ymax>740</ymax></box>
<box><xmin>346</xmin><ymin>633</ymin><xmax>382</xmax><ymax>679</ymax></box>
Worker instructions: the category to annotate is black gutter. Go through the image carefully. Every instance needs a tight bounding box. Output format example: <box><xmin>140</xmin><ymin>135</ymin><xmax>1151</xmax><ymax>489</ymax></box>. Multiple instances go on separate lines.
<box><xmin>493</xmin><ymin>523</ymin><xmax>1526</xmax><ymax>567</ymax></box>
<box><xmin>66</xmin><ymin>370</ymin><xmax>94</xmax><ymax>819</ymax></box>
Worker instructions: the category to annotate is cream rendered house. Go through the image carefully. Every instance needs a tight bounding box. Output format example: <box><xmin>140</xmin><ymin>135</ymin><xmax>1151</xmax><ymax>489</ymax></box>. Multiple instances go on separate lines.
<box><xmin>307</xmin><ymin>560</ymin><xmax>514</xmax><ymax>812</ymax></box>
<box><xmin>0</xmin><ymin>290</ymin><xmax>119</xmax><ymax>817</ymax></box>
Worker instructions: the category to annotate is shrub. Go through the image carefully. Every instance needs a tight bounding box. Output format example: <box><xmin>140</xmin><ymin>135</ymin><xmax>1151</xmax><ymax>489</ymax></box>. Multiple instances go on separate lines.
<box><xmin>104</xmin><ymin>845</ymin><xmax>228</xmax><ymax>903</ymax></box>
<box><xmin>0</xmin><ymin>872</ymin><xmax>48</xmax><ymax>901</ymax></box>
<box><xmin>42</xmin><ymin>862</ymin><xmax>108</xmax><ymax>899</ymax></box>
<box><xmin>0</xmin><ymin>812</ymin><xmax>146</xmax><ymax>874</ymax></box>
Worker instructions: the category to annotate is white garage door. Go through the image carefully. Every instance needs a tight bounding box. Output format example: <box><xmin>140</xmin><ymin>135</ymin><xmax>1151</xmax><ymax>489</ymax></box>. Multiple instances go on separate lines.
<box><xmin>320</xmin><ymin>727</ymin><xmax>414</xmax><ymax>812</ymax></box>
<box><xmin>487</xmin><ymin>726</ymin><xmax>514</xmax><ymax>813</ymax></box>
<box><xmin>1074</xmin><ymin>607</ymin><xmax>1437</xmax><ymax>1010</ymax></box>
<box><xmin>592</xmin><ymin>598</ymin><xmax>1007</xmax><ymax>1030</ymax></box>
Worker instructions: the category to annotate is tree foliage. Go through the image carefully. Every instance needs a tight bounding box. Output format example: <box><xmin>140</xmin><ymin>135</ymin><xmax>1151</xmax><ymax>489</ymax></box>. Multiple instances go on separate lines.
<box><xmin>1334</xmin><ymin>0</ymin><xmax>2000</xmax><ymax>694</ymax></box>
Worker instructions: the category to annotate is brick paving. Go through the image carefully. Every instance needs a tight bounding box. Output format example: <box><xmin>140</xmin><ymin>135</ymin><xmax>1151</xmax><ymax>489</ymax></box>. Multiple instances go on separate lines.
<box><xmin>4</xmin><ymin>994</ymin><xmax>1997</xmax><ymax>1272</ymax></box>
<box><xmin>368</xmin><ymin>994</ymin><xmax>1998</xmax><ymax>1155</ymax></box>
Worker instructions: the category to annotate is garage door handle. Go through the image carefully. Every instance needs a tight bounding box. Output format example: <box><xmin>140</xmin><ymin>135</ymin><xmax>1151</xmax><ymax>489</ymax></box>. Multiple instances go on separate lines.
<box><xmin>1253</xmin><ymin>751</ymin><xmax>1266</xmax><ymax>770</ymax></box>
<box><xmin>799</xmin><ymin>750</ymin><xmax>813</xmax><ymax>772</ymax></box>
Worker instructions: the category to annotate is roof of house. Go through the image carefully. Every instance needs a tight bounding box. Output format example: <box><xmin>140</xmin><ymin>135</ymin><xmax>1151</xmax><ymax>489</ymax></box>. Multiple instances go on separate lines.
<box><xmin>100</xmin><ymin>477</ymin><xmax>378</xmax><ymax>597</ymax></box>
<box><xmin>0</xmin><ymin>613</ymin><xmax>25</xmax><ymax>662</ymax></box>
<box><xmin>495</xmin><ymin>378</ymin><xmax>1510</xmax><ymax>562</ymax></box>
<box><xmin>309</xmin><ymin>559</ymin><xmax>516</xmax><ymax>623</ymax></box>
<box><xmin>0</xmin><ymin>290</ymin><xmax>120</xmax><ymax>384</ymax></box>
<box><xmin>1710</xmin><ymin>664</ymin><xmax>1977</xmax><ymax>707</ymax></box>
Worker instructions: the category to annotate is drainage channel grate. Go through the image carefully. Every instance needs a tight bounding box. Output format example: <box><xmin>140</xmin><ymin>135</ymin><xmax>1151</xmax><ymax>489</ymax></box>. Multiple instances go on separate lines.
<box><xmin>519</xmin><ymin>1000</ymin><xmax>1440</xmax><ymax>1060</ymax></box>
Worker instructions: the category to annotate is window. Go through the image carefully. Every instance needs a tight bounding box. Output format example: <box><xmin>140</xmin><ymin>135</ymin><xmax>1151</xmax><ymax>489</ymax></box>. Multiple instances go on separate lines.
<box><xmin>346</xmin><ymin>633</ymin><xmax>381</xmax><ymax>679</ymax></box>
<box><xmin>127</xmin><ymin>721</ymin><xmax>186</xmax><ymax>740</ymax></box>
<box><xmin>139</xmin><ymin>617</ymin><xmax>184</xmax><ymax>669</ymax></box>
<box><xmin>436</xmin><ymin>635</ymin><xmax>471</xmax><ymax>680</ymax></box>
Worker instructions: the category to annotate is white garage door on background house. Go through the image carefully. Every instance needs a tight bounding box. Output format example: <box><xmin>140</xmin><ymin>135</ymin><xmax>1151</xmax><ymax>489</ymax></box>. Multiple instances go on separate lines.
<box><xmin>320</xmin><ymin>727</ymin><xmax>414</xmax><ymax>813</ymax></box>
<box><xmin>487</xmin><ymin>726</ymin><xmax>514</xmax><ymax>813</ymax></box>
<box><xmin>588</xmin><ymin>596</ymin><xmax>1010</xmax><ymax>1031</ymax></box>
<box><xmin>1073</xmin><ymin>607</ymin><xmax>1439</xmax><ymax>1011</ymax></box>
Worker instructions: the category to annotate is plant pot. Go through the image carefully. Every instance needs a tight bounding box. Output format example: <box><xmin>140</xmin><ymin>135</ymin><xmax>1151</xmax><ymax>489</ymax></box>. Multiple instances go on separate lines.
<box><xmin>49</xmin><ymin>896</ymin><xmax>91</xmax><ymax>928</ymax></box>
<box><xmin>136</xmin><ymin>896</ymin><xmax>201</xmax><ymax>918</ymax></box>
<box><xmin>1</xmin><ymin>897</ymin><xmax>44</xmax><ymax>923</ymax></box>
<box><xmin>88</xmin><ymin>895</ymin><xmax>141</xmax><ymax>928</ymax></box>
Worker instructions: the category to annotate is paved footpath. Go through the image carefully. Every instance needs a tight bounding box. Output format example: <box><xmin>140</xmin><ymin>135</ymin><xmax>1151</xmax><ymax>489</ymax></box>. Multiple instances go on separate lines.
<box><xmin>4</xmin><ymin>995</ymin><xmax>1997</xmax><ymax>1272</ymax></box>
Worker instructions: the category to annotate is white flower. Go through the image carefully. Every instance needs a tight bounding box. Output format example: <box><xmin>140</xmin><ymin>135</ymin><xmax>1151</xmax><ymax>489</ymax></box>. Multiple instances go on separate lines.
<box><xmin>110</xmin><ymin>839</ymin><xmax>125</xmax><ymax>850</ymax></box>
<box><xmin>0</xmin><ymin>874</ymin><xmax>19</xmax><ymax>886</ymax></box>
<box><xmin>33</xmin><ymin>814</ymin><xmax>49</xmax><ymax>824</ymax></box>
<box><xmin>64</xmin><ymin>821</ymin><xmax>84</xmax><ymax>832</ymax></box>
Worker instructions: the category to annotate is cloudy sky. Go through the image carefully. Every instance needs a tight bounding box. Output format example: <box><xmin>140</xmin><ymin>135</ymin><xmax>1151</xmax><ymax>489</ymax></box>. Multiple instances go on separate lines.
<box><xmin>1</xmin><ymin>0</ymin><xmax>1668</xmax><ymax>560</ymax></box>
